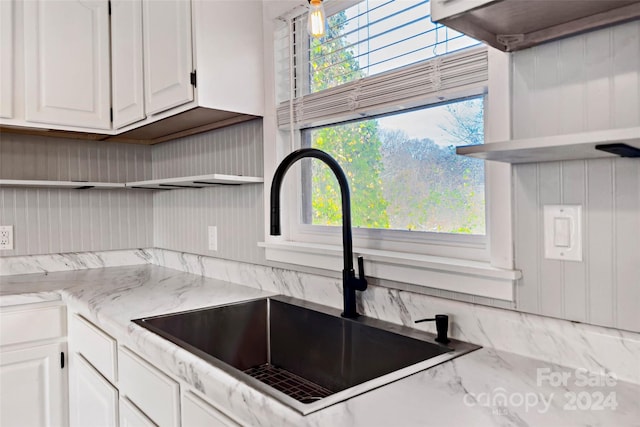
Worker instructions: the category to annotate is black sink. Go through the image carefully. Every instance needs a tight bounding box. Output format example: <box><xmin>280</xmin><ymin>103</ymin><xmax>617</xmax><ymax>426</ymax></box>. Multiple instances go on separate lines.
<box><xmin>134</xmin><ymin>295</ymin><xmax>480</xmax><ymax>415</ymax></box>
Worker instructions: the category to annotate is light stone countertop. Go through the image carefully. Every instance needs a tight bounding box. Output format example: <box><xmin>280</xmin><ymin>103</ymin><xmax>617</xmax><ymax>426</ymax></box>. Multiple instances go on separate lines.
<box><xmin>1</xmin><ymin>265</ymin><xmax>638</xmax><ymax>427</ymax></box>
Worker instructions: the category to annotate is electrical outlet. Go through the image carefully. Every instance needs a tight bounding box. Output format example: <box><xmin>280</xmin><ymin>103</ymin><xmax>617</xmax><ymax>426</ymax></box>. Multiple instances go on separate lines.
<box><xmin>208</xmin><ymin>226</ymin><xmax>217</xmax><ymax>251</ymax></box>
<box><xmin>0</xmin><ymin>225</ymin><xmax>14</xmax><ymax>250</ymax></box>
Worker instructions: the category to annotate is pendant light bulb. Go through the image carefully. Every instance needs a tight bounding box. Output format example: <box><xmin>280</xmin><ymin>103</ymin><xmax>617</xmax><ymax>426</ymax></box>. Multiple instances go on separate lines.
<box><xmin>307</xmin><ymin>0</ymin><xmax>326</xmax><ymax>38</ymax></box>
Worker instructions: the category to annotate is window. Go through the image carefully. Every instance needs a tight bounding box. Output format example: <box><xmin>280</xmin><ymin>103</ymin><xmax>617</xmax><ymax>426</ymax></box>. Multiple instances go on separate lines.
<box><xmin>274</xmin><ymin>0</ymin><xmax>498</xmax><ymax>261</ymax></box>
<box><xmin>266</xmin><ymin>0</ymin><xmax>517</xmax><ymax>300</ymax></box>
<box><xmin>301</xmin><ymin>97</ymin><xmax>485</xmax><ymax>235</ymax></box>
<box><xmin>275</xmin><ymin>0</ymin><xmax>491</xmax><ymax>261</ymax></box>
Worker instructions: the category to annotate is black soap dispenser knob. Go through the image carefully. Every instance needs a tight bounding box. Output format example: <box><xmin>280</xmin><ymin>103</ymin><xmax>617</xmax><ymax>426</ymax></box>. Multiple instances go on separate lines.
<box><xmin>415</xmin><ymin>314</ymin><xmax>450</xmax><ymax>344</ymax></box>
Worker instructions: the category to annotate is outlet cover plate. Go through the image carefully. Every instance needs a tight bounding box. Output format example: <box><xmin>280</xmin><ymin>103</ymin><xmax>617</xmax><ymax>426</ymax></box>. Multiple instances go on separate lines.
<box><xmin>0</xmin><ymin>225</ymin><xmax>14</xmax><ymax>250</ymax></box>
<box><xmin>208</xmin><ymin>226</ymin><xmax>217</xmax><ymax>251</ymax></box>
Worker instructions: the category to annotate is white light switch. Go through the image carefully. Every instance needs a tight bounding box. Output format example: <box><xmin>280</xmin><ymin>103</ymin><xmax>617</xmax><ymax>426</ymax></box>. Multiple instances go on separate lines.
<box><xmin>544</xmin><ymin>205</ymin><xmax>582</xmax><ymax>261</ymax></box>
<box><xmin>553</xmin><ymin>217</ymin><xmax>571</xmax><ymax>247</ymax></box>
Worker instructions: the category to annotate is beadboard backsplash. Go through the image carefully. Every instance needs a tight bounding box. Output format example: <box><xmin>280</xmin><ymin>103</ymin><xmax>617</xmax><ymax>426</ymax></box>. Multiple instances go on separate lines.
<box><xmin>0</xmin><ymin>134</ymin><xmax>153</xmax><ymax>256</ymax></box>
<box><xmin>152</xmin><ymin>119</ymin><xmax>265</xmax><ymax>265</ymax></box>
<box><xmin>0</xmin><ymin>133</ymin><xmax>152</xmax><ymax>181</ymax></box>
<box><xmin>511</xmin><ymin>21</ymin><xmax>639</xmax><ymax>138</ymax></box>
<box><xmin>512</xmin><ymin>21</ymin><xmax>640</xmax><ymax>332</ymax></box>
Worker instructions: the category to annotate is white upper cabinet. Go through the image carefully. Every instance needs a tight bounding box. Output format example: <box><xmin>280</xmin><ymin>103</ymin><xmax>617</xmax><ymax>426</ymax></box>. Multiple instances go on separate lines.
<box><xmin>1</xmin><ymin>0</ymin><xmax>263</xmax><ymax>142</ymax></box>
<box><xmin>111</xmin><ymin>0</ymin><xmax>146</xmax><ymax>129</ymax></box>
<box><xmin>23</xmin><ymin>0</ymin><xmax>111</xmax><ymax>129</ymax></box>
<box><xmin>0</xmin><ymin>0</ymin><xmax>13</xmax><ymax>119</ymax></box>
<box><xmin>191</xmin><ymin>0</ymin><xmax>264</xmax><ymax>117</ymax></box>
<box><xmin>142</xmin><ymin>0</ymin><xmax>194</xmax><ymax>115</ymax></box>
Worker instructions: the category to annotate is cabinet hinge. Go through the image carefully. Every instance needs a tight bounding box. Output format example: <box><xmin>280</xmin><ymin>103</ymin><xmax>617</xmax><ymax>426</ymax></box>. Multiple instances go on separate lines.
<box><xmin>190</xmin><ymin>71</ymin><xmax>197</xmax><ymax>88</ymax></box>
<box><xmin>60</xmin><ymin>352</ymin><xmax>65</xmax><ymax>369</ymax></box>
<box><xmin>109</xmin><ymin>108</ymin><xmax>113</xmax><ymax>123</ymax></box>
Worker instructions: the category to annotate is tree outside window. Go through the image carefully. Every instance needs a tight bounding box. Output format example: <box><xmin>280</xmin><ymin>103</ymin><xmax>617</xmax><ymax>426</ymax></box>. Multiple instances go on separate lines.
<box><xmin>303</xmin><ymin>11</ymin><xmax>485</xmax><ymax>235</ymax></box>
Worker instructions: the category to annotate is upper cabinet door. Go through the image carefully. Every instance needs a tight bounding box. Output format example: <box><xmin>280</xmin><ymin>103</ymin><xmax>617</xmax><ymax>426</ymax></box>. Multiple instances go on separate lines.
<box><xmin>23</xmin><ymin>0</ymin><xmax>111</xmax><ymax>129</ymax></box>
<box><xmin>142</xmin><ymin>0</ymin><xmax>194</xmax><ymax>116</ymax></box>
<box><xmin>111</xmin><ymin>0</ymin><xmax>145</xmax><ymax>129</ymax></box>
<box><xmin>0</xmin><ymin>0</ymin><xmax>13</xmax><ymax>119</ymax></box>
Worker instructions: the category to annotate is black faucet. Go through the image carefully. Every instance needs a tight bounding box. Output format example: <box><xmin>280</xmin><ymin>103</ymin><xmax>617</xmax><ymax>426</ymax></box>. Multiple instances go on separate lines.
<box><xmin>270</xmin><ymin>148</ymin><xmax>368</xmax><ymax>319</ymax></box>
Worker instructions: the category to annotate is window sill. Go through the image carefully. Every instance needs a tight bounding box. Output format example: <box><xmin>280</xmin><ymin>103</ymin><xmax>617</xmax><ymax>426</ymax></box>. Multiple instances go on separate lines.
<box><xmin>259</xmin><ymin>240</ymin><xmax>521</xmax><ymax>301</ymax></box>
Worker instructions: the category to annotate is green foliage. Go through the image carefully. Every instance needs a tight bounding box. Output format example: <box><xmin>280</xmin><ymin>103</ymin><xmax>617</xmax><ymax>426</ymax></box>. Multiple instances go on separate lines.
<box><xmin>307</xmin><ymin>11</ymin><xmax>389</xmax><ymax>228</ymax></box>
<box><xmin>380</xmin><ymin>128</ymin><xmax>485</xmax><ymax>234</ymax></box>
<box><xmin>309</xmin><ymin>12</ymin><xmax>363</xmax><ymax>93</ymax></box>
<box><xmin>310</xmin><ymin>121</ymin><xmax>389</xmax><ymax>228</ymax></box>
<box><xmin>306</xmin><ymin>11</ymin><xmax>485</xmax><ymax>235</ymax></box>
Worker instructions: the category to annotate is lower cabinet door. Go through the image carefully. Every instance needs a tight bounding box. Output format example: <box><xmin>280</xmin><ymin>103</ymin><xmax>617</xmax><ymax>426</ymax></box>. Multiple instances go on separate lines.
<box><xmin>120</xmin><ymin>397</ymin><xmax>157</xmax><ymax>427</ymax></box>
<box><xmin>0</xmin><ymin>342</ymin><xmax>67</xmax><ymax>427</ymax></box>
<box><xmin>70</xmin><ymin>353</ymin><xmax>118</xmax><ymax>427</ymax></box>
<box><xmin>182</xmin><ymin>391</ymin><xmax>239</xmax><ymax>427</ymax></box>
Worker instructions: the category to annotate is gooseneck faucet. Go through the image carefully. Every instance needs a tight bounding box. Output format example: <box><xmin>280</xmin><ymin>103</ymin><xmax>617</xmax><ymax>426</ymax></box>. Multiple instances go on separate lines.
<box><xmin>270</xmin><ymin>148</ymin><xmax>368</xmax><ymax>319</ymax></box>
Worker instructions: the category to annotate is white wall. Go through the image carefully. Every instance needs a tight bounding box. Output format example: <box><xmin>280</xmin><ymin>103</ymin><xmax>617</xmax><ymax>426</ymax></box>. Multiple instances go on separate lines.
<box><xmin>0</xmin><ymin>134</ymin><xmax>153</xmax><ymax>256</ymax></box>
<box><xmin>512</xmin><ymin>21</ymin><xmax>640</xmax><ymax>332</ymax></box>
<box><xmin>152</xmin><ymin>119</ymin><xmax>265</xmax><ymax>264</ymax></box>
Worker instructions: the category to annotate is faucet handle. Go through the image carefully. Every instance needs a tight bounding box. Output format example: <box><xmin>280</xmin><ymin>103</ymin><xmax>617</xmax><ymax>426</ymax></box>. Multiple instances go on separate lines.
<box><xmin>353</xmin><ymin>256</ymin><xmax>367</xmax><ymax>291</ymax></box>
<box><xmin>357</xmin><ymin>256</ymin><xmax>365</xmax><ymax>279</ymax></box>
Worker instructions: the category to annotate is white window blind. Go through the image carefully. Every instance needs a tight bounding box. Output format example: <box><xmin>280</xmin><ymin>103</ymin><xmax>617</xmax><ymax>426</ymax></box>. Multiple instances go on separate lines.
<box><xmin>276</xmin><ymin>0</ymin><xmax>488</xmax><ymax>130</ymax></box>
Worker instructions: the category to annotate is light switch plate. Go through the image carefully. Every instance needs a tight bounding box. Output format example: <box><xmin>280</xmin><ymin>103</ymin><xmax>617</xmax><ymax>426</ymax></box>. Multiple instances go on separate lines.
<box><xmin>543</xmin><ymin>205</ymin><xmax>582</xmax><ymax>261</ymax></box>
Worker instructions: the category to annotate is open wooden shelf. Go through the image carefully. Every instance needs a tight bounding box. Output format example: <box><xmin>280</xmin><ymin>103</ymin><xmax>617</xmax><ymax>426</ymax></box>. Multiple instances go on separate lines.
<box><xmin>456</xmin><ymin>127</ymin><xmax>640</xmax><ymax>164</ymax></box>
<box><xmin>126</xmin><ymin>174</ymin><xmax>264</xmax><ymax>190</ymax></box>
<box><xmin>0</xmin><ymin>180</ymin><xmax>125</xmax><ymax>190</ymax></box>
<box><xmin>0</xmin><ymin>174</ymin><xmax>264</xmax><ymax>191</ymax></box>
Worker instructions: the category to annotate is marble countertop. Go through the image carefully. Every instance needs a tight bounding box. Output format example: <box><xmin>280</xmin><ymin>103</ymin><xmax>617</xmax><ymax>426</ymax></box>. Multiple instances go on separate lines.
<box><xmin>2</xmin><ymin>265</ymin><xmax>638</xmax><ymax>426</ymax></box>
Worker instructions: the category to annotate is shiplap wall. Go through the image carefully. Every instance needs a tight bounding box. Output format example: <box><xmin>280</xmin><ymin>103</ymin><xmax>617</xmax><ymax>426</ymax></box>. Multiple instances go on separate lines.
<box><xmin>0</xmin><ymin>133</ymin><xmax>153</xmax><ymax>256</ymax></box>
<box><xmin>152</xmin><ymin>119</ymin><xmax>265</xmax><ymax>264</ymax></box>
<box><xmin>512</xmin><ymin>21</ymin><xmax>640</xmax><ymax>332</ymax></box>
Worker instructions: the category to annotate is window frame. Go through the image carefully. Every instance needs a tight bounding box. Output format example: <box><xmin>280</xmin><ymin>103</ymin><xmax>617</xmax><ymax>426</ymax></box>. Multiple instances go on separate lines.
<box><xmin>262</xmin><ymin>1</ymin><xmax>518</xmax><ymax>301</ymax></box>
<box><xmin>291</xmin><ymin>95</ymin><xmax>490</xmax><ymax>262</ymax></box>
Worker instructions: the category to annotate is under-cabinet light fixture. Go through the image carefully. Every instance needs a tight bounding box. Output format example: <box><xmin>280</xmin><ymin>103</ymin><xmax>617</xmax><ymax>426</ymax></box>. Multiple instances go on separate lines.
<box><xmin>307</xmin><ymin>0</ymin><xmax>326</xmax><ymax>38</ymax></box>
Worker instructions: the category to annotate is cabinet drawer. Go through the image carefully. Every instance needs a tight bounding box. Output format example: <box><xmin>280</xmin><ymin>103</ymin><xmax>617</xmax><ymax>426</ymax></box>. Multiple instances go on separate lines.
<box><xmin>0</xmin><ymin>303</ymin><xmax>65</xmax><ymax>346</ymax></box>
<box><xmin>118</xmin><ymin>346</ymin><xmax>179</xmax><ymax>427</ymax></box>
<box><xmin>69</xmin><ymin>314</ymin><xmax>117</xmax><ymax>383</ymax></box>
<box><xmin>182</xmin><ymin>391</ymin><xmax>239</xmax><ymax>427</ymax></box>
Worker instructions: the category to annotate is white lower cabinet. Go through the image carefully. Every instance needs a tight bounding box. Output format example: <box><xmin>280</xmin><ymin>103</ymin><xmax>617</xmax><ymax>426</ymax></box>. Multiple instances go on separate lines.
<box><xmin>120</xmin><ymin>397</ymin><xmax>157</xmax><ymax>427</ymax></box>
<box><xmin>68</xmin><ymin>314</ymin><xmax>119</xmax><ymax>427</ymax></box>
<box><xmin>118</xmin><ymin>346</ymin><xmax>180</xmax><ymax>427</ymax></box>
<box><xmin>68</xmin><ymin>313</ymin><xmax>246</xmax><ymax>427</ymax></box>
<box><xmin>0</xmin><ymin>342</ymin><xmax>67</xmax><ymax>427</ymax></box>
<box><xmin>0</xmin><ymin>302</ymin><xmax>68</xmax><ymax>427</ymax></box>
<box><xmin>182</xmin><ymin>391</ymin><xmax>239</xmax><ymax>427</ymax></box>
<box><xmin>70</xmin><ymin>354</ymin><xmax>119</xmax><ymax>427</ymax></box>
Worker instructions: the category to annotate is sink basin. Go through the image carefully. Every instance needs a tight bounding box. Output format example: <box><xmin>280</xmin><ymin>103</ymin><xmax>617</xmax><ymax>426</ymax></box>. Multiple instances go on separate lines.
<box><xmin>133</xmin><ymin>295</ymin><xmax>480</xmax><ymax>415</ymax></box>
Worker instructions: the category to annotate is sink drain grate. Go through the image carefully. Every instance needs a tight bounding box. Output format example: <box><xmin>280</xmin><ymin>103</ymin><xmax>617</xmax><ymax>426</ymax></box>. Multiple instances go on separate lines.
<box><xmin>243</xmin><ymin>363</ymin><xmax>334</xmax><ymax>404</ymax></box>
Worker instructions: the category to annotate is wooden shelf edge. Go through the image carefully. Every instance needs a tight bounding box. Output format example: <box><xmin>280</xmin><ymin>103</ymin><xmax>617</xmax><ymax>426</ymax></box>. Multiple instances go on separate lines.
<box><xmin>0</xmin><ymin>174</ymin><xmax>264</xmax><ymax>191</ymax></box>
<box><xmin>126</xmin><ymin>174</ymin><xmax>264</xmax><ymax>190</ymax></box>
<box><xmin>0</xmin><ymin>180</ymin><xmax>125</xmax><ymax>189</ymax></box>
